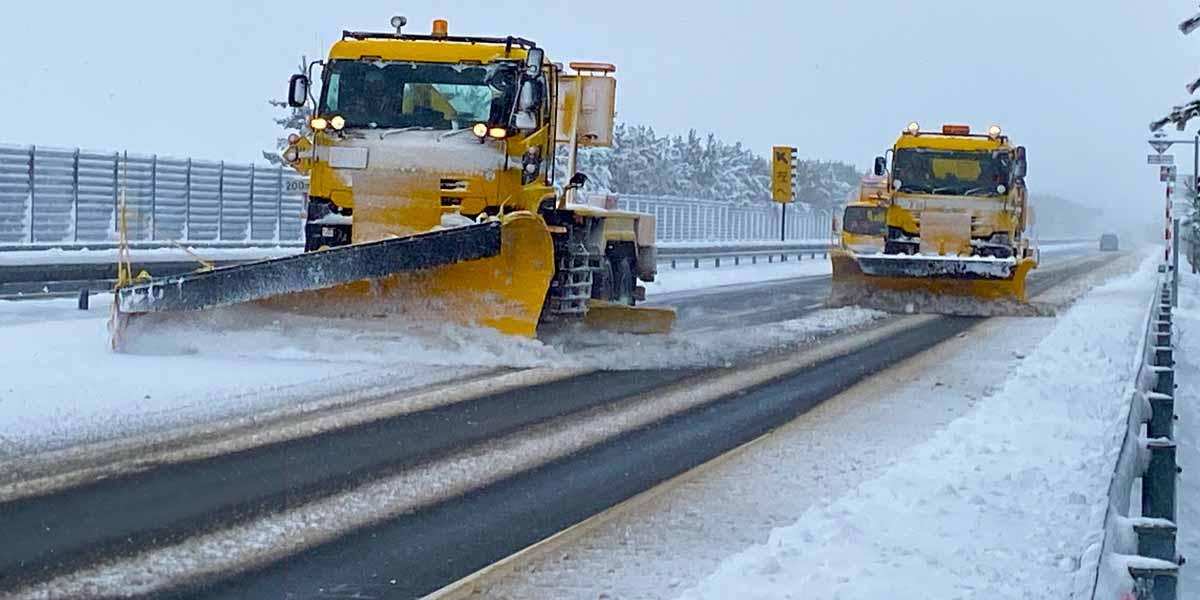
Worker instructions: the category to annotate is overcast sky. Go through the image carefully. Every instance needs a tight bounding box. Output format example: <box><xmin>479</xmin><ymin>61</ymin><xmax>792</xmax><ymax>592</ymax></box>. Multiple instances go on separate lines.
<box><xmin>5</xmin><ymin>1</ymin><xmax>1200</xmax><ymax>228</ymax></box>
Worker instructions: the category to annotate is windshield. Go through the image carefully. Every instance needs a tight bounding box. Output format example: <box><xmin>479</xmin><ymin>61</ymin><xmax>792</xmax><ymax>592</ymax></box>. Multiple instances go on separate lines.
<box><xmin>892</xmin><ymin>148</ymin><xmax>1013</xmax><ymax>196</ymax></box>
<box><xmin>319</xmin><ymin>60</ymin><xmax>519</xmax><ymax>130</ymax></box>
<box><xmin>843</xmin><ymin>205</ymin><xmax>886</xmax><ymax>236</ymax></box>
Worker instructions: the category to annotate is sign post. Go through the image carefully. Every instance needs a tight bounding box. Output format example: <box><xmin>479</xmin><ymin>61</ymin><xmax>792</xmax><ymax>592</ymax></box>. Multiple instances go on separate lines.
<box><xmin>771</xmin><ymin>146</ymin><xmax>797</xmax><ymax>241</ymax></box>
<box><xmin>1150</xmin><ymin>139</ymin><xmax>1174</xmax><ymax>154</ymax></box>
<box><xmin>1147</xmin><ymin>134</ymin><xmax>1196</xmax><ymax>303</ymax></box>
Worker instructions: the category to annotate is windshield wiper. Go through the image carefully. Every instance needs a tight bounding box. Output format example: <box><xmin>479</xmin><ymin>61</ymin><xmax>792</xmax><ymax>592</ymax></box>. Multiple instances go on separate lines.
<box><xmin>931</xmin><ymin>186</ymin><xmax>967</xmax><ymax>195</ymax></box>
<box><xmin>438</xmin><ymin>128</ymin><xmax>477</xmax><ymax>141</ymax></box>
<box><xmin>961</xmin><ymin>187</ymin><xmax>996</xmax><ymax>196</ymax></box>
<box><xmin>379</xmin><ymin>126</ymin><xmax>434</xmax><ymax>139</ymax></box>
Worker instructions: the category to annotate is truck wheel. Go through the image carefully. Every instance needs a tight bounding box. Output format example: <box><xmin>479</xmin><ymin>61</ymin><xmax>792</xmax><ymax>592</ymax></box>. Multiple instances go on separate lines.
<box><xmin>615</xmin><ymin>258</ymin><xmax>636</xmax><ymax>306</ymax></box>
<box><xmin>593</xmin><ymin>259</ymin><xmax>614</xmax><ymax>300</ymax></box>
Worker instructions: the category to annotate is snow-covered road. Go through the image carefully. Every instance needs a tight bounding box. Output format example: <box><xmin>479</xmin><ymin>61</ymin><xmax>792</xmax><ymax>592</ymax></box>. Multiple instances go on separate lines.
<box><xmin>479</xmin><ymin>250</ymin><xmax>1155</xmax><ymax>600</ymax></box>
<box><xmin>0</xmin><ymin>242</ymin><xmax>1100</xmax><ymax>459</ymax></box>
<box><xmin>681</xmin><ymin>255</ymin><xmax>1154</xmax><ymax>600</ymax></box>
<box><xmin>0</xmin><ymin>274</ymin><xmax>856</xmax><ymax>458</ymax></box>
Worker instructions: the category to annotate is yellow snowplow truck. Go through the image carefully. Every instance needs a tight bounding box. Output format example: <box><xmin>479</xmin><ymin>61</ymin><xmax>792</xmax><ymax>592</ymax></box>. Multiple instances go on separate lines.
<box><xmin>829</xmin><ymin>123</ymin><xmax>1037</xmax><ymax>314</ymax></box>
<box><xmin>110</xmin><ymin>18</ymin><xmax>673</xmax><ymax>348</ymax></box>
<box><xmin>836</xmin><ymin>175</ymin><xmax>889</xmax><ymax>255</ymax></box>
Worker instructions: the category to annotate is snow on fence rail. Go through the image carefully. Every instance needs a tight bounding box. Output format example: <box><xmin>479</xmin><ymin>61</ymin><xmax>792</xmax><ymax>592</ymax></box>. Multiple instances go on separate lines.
<box><xmin>1085</xmin><ymin>264</ymin><xmax>1184</xmax><ymax>600</ymax></box>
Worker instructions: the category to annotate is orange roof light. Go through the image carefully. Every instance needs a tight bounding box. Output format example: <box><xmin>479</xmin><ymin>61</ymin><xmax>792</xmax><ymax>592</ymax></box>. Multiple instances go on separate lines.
<box><xmin>942</xmin><ymin>124</ymin><xmax>971</xmax><ymax>135</ymax></box>
<box><xmin>568</xmin><ymin>62</ymin><xmax>616</xmax><ymax>74</ymax></box>
<box><xmin>432</xmin><ymin>19</ymin><xmax>448</xmax><ymax>38</ymax></box>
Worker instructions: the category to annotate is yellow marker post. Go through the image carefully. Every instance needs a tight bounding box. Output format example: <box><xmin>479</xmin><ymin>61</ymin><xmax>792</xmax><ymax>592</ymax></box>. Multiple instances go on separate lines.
<box><xmin>771</xmin><ymin>146</ymin><xmax>797</xmax><ymax>240</ymax></box>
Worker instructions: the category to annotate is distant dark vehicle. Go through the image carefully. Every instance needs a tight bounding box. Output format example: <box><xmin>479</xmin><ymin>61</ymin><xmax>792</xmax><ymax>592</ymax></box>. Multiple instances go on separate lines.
<box><xmin>1099</xmin><ymin>233</ymin><xmax>1119</xmax><ymax>252</ymax></box>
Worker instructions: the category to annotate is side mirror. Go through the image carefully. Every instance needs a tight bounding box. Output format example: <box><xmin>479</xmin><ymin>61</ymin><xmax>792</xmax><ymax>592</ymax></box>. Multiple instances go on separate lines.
<box><xmin>1014</xmin><ymin>146</ymin><xmax>1027</xmax><ymax>178</ymax></box>
<box><xmin>288</xmin><ymin>74</ymin><xmax>310</xmax><ymax>108</ymax></box>
<box><xmin>525</xmin><ymin>47</ymin><xmax>545</xmax><ymax>78</ymax></box>
<box><xmin>872</xmin><ymin>156</ymin><xmax>886</xmax><ymax>177</ymax></box>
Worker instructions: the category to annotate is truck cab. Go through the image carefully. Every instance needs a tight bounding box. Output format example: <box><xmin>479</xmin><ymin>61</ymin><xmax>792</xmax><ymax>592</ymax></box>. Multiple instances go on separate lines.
<box><xmin>283</xmin><ymin>24</ymin><xmax>558</xmax><ymax>249</ymax></box>
<box><xmin>877</xmin><ymin>123</ymin><xmax>1032</xmax><ymax>261</ymax></box>
<box><xmin>838</xmin><ymin>175</ymin><xmax>889</xmax><ymax>254</ymax></box>
<box><xmin>279</xmin><ymin>18</ymin><xmax>662</xmax><ymax>327</ymax></box>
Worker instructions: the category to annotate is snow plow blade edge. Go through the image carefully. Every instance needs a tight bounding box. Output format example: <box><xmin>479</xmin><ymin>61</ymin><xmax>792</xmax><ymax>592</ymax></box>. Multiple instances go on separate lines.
<box><xmin>115</xmin><ymin>222</ymin><xmax>502</xmax><ymax>314</ymax></box>
<box><xmin>829</xmin><ymin>250</ymin><xmax>1039</xmax><ymax>316</ymax></box>
<box><xmin>582</xmin><ymin>300</ymin><xmax>676</xmax><ymax>335</ymax></box>
<box><xmin>854</xmin><ymin>254</ymin><xmax>1017</xmax><ymax>280</ymax></box>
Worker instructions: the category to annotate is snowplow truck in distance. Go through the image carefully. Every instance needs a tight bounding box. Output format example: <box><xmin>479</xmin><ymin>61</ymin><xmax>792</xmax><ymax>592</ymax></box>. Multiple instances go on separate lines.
<box><xmin>110</xmin><ymin>18</ymin><xmax>674</xmax><ymax>348</ymax></box>
<box><xmin>829</xmin><ymin>123</ymin><xmax>1037</xmax><ymax>315</ymax></box>
<box><xmin>837</xmin><ymin>175</ymin><xmax>889</xmax><ymax>255</ymax></box>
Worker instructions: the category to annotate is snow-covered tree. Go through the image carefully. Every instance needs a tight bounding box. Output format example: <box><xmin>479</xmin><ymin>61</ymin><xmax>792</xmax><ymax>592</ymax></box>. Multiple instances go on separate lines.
<box><xmin>263</xmin><ymin>57</ymin><xmax>312</xmax><ymax>165</ymax></box>
<box><xmin>556</xmin><ymin>123</ymin><xmax>861</xmax><ymax>208</ymax></box>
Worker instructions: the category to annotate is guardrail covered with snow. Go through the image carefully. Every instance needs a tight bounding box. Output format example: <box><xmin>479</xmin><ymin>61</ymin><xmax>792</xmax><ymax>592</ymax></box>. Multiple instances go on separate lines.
<box><xmin>1086</xmin><ymin>263</ymin><xmax>1185</xmax><ymax>600</ymax></box>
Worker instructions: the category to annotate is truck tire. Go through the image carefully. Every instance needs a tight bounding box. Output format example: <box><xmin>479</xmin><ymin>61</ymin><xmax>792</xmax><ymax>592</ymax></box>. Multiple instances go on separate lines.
<box><xmin>615</xmin><ymin>257</ymin><xmax>636</xmax><ymax>306</ymax></box>
<box><xmin>593</xmin><ymin>259</ymin><xmax>615</xmax><ymax>301</ymax></box>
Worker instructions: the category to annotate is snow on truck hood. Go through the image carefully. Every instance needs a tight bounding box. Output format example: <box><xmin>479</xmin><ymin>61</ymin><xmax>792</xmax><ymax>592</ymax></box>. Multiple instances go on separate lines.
<box><xmin>316</xmin><ymin>129</ymin><xmax>505</xmax><ymax>175</ymax></box>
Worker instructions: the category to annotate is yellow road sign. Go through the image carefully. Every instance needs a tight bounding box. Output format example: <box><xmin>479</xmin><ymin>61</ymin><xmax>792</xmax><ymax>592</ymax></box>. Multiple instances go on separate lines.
<box><xmin>771</xmin><ymin>146</ymin><xmax>796</xmax><ymax>203</ymax></box>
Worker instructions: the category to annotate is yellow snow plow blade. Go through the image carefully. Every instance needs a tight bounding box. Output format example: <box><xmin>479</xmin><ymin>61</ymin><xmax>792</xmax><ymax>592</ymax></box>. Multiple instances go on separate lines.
<box><xmin>257</xmin><ymin>212</ymin><xmax>555</xmax><ymax>337</ymax></box>
<box><xmin>581</xmin><ymin>300</ymin><xmax>676</xmax><ymax>335</ymax></box>
<box><xmin>111</xmin><ymin>212</ymin><xmax>555</xmax><ymax>350</ymax></box>
<box><xmin>828</xmin><ymin>249</ymin><xmax>1038</xmax><ymax>316</ymax></box>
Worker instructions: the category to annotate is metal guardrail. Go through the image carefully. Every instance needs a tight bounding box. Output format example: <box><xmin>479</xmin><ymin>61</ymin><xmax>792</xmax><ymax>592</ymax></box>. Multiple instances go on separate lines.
<box><xmin>616</xmin><ymin>195</ymin><xmax>832</xmax><ymax>244</ymax></box>
<box><xmin>653</xmin><ymin>237</ymin><xmax>1093</xmax><ymax>270</ymax></box>
<box><xmin>1088</xmin><ymin>263</ymin><xmax>1184</xmax><ymax>600</ymax></box>
<box><xmin>4</xmin><ymin>242</ymin><xmax>836</xmax><ymax>298</ymax></box>
<box><xmin>658</xmin><ymin>241</ymin><xmax>831</xmax><ymax>269</ymax></box>
<box><xmin>0</xmin><ymin>238</ymin><xmax>1098</xmax><ymax>298</ymax></box>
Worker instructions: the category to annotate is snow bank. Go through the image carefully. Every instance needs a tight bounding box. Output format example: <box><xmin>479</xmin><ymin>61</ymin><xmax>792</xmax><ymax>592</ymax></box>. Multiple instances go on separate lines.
<box><xmin>553</xmin><ymin>307</ymin><xmax>885</xmax><ymax>371</ymax></box>
<box><xmin>679</xmin><ymin>256</ymin><xmax>1158</xmax><ymax>600</ymax></box>
<box><xmin>0</xmin><ymin>301</ymin><xmax>562</xmax><ymax>456</ymax></box>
